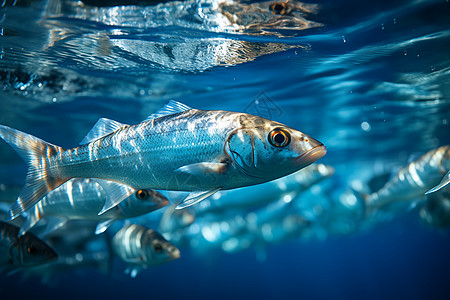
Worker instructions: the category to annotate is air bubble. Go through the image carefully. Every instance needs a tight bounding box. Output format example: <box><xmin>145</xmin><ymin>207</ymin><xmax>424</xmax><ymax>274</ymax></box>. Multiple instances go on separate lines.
<box><xmin>361</xmin><ymin>121</ymin><xmax>371</xmax><ymax>132</ymax></box>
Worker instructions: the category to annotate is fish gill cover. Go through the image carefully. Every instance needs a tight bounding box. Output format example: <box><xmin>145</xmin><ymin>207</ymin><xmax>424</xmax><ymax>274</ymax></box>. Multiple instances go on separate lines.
<box><xmin>0</xmin><ymin>0</ymin><xmax>449</xmax><ymax>299</ymax></box>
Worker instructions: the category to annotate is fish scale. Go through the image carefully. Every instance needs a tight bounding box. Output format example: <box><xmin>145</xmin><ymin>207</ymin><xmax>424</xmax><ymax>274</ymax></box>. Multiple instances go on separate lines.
<box><xmin>59</xmin><ymin>110</ymin><xmax>243</xmax><ymax>188</ymax></box>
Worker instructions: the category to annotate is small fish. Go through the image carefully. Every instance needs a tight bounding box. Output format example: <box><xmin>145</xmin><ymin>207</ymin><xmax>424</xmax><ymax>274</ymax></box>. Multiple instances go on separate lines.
<box><xmin>0</xmin><ymin>221</ymin><xmax>57</xmax><ymax>268</ymax></box>
<box><xmin>112</xmin><ymin>224</ymin><xmax>180</xmax><ymax>278</ymax></box>
<box><xmin>19</xmin><ymin>178</ymin><xmax>169</xmax><ymax>236</ymax></box>
<box><xmin>364</xmin><ymin>146</ymin><xmax>449</xmax><ymax>211</ymax></box>
<box><xmin>0</xmin><ymin>100</ymin><xmax>326</xmax><ymax>219</ymax></box>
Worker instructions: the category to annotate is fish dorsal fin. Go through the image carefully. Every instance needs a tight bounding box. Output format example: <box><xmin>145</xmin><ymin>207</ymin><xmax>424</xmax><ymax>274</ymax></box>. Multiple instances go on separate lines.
<box><xmin>80</xmin><ymin>118</ymin><xmax>127</xmax><ymax>145</ymax></box>
<box><xmin>144</xmin><ymin>100</ymin><xmax>193</xmax><ymax>121</ymax></box>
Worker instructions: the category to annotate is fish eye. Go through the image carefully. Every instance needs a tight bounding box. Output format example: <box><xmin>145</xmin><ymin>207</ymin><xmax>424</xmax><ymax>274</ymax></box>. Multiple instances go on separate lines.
<box><xmin>135</xmin><ymin>189</ymin><xmax>149</xmax><ymax>200</ymax></box>
<box><xmin>153</xmin><ymin>243</ymin><xmax>163</xmax><ymax>253</ymax></box>
<box><xmin>268</xmin><ymin>128</ymin><xmax>291</xmax><ymax>148</ymax></box>
<box><xmin>270</xmin><ymin>2</ymin><xmax>287</xmax><ymax>15</ymax></box>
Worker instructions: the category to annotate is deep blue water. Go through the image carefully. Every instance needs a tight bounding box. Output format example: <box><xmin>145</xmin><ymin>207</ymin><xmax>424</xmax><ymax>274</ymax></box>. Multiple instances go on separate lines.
<box><xmin>1</xmin><ymin>0</ymin><xmax>450</xmax><ymax>299</ymax></box>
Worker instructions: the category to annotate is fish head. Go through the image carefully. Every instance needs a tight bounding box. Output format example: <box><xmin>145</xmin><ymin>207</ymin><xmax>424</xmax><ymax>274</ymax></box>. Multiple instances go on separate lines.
<box><xmin>120</xmin><ymin>189</ymin><xmax>170</xmax><ymax>217</ymax></box>
<box><xmin>14</xmin><ymin>234</ymin><xmax>58</xmax><ymax>267</ymax></box>
<box><xmin>226</xmin><ymin>116</ymin><xmax>326</xmax><ymax>181</ymax></box>
<box><xmin>145</xmin><ymin>230</ymin><xmax>181</xmax><ymax>265</ymax></box>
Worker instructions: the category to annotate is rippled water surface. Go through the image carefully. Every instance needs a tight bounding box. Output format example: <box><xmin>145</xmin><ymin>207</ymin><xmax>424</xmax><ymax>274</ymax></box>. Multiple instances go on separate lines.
<box><xmin>0</xmin><ymin>0</ymin><xmax>449</xmax><ymax>299</ymax></box>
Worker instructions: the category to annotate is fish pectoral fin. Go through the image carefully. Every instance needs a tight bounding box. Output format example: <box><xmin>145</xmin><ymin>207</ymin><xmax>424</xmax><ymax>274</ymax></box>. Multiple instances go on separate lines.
<box><xmin>425</xmin><ymin>170</ymin><xmax>450</xmax><ymax>195</ymax></box>
<box><xmin>174</xmin><ymin>162</ymin><xmax>228</xmax><ymax>176</ymax></box>
<box><xmin>144</xmin><ymin>100</ymin><xmax>193</xmax><ymax>121</ymax></box>
<box><xmin>93</xmin><ymin>179</ymin><xmax>135</xmax><ymax>215</ymax></box>
<box><xmin>176</xmin><ymin>188</ymin><xmax>220</xmax><ymax>210</ymax></box>
<box><xmin>79</xmin><ymin>118</ymin><xmax>128</xmax><ymax>145</ymax></box>
<box><xmin>95</xmin><ymin>219</ymin><xmax>115</xmax><ymax>235</ymax></box>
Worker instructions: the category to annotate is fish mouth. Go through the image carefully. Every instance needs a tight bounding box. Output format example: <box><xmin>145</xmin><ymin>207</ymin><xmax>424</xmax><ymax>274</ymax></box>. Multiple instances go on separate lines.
<box><xmin>169</xmin><ymin>247</ymin><xmax>181</xmax><ymax>260</ymax></box>
<box><xmin>295</xmin><ymin>145</ymin><xmax>327</xmax><ymax>166</ymax></box>
<box><xmin>160</xmin><ymin>198</ymin><xmax>170</xmax><ymax>207</ymax></box>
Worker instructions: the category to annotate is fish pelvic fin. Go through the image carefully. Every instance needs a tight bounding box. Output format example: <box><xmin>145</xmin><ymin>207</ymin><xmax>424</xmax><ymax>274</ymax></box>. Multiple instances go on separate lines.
<box><xmin>0</xmin><ymin>125</ymin><xmax>68</xmax><ymax>220</ymax></box>
<box><xmin>175</xmin><ymin>188</ymin><xmax>220</xmax><ymax>210</ymax></box>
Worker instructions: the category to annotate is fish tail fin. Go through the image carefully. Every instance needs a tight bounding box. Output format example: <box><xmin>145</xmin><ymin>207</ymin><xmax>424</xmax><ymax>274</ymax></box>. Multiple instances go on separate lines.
<box><xmin>0</xmin><ymin>125</ymin><xmax>68</xmax><ymax>220</ymax></box>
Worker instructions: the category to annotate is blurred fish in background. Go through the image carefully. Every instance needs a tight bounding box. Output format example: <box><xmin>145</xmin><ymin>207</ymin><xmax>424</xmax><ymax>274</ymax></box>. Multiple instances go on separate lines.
<box><xmin>0</xmin><ymin>0</ymin><xmax>449</xmax><ymax>298</ymax></box>
<box><xmin>0</xmin><ymin>221</ymin><xmax>57</xmax><ymax>271</ymax></box>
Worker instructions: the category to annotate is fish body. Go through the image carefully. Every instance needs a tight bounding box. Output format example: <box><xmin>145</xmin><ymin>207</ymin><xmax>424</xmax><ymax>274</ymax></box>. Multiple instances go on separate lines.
<box><xmin>365</xmin><ymin>146</ymin><xmax>450</xmax><ymax>210</ymax></box>
<box><xmin>112</xmin><ymin>224</ymin><xmax>180</xmax><ymax>277</ymax></box>
<box><xmin>0</xmin><ymin>221</ymin><xmax>57</xmax><ymax>268</ymax></box>
<box><xmin>55</xmin><ymin>107</ymin><xmax>324</xmax><ymax>190</ymax></box>
<box><xmin>0</xmin><ymin>101</ymin><xmax>326</xmax><ymax>218</ymax></box>
<box><xmin>20</xmin><ymin>179</ymin><xmax>168</xmax><ymax>235</ymax></box>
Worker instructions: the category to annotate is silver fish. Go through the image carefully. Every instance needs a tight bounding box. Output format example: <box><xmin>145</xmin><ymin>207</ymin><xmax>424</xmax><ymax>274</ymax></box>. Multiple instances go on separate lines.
<box><xmin>112</xmin><ymin>224</ymin><xmax>180</xmax><ymax>278</ymax></box>
<box><xmin>364</xmin><ymin>146</ymin><xmax>449</xmax><ymax>211</ymax></box>
<box><xmin>20</xmin><ymin>178</ymin><xmax>169</xmax><ymax>236</ymax></box>
<box><xmin>0</xmin><ymin>221</ymin><xmax>57</xmax><ymax>268</ymax></box>
<box><xmin>0</xmin><ymin>100</ymin><xmax>326</xmax><ymax>219</ymax></box>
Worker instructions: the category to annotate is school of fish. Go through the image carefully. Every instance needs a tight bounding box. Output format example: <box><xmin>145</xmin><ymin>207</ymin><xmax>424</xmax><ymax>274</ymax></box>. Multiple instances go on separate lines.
<box><xmin>0</xmin><ymin>100</ymin><xmax>327</xmax><ymax>277</ymax></box>
<box><xmin>0</xmin><ymin>0</ymin><xmax>449</xmax><ymax>283</ymax></box>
